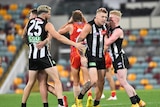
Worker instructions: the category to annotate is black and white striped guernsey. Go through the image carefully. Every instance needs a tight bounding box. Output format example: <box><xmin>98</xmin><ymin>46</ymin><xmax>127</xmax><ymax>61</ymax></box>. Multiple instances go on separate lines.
<box><xmin>86</xmin><ymin>20</ymin><xmax>107</xmax><ymax>58</ymax></box>
<box><xmin>26</xmin><ymin>17</ymin><xmax>50</xmax><ymax>59</ymax></box>
<box><xmin>108</xmin><ymin>26</ymin><xmax>125</xmax><ymax>62</ymax></box>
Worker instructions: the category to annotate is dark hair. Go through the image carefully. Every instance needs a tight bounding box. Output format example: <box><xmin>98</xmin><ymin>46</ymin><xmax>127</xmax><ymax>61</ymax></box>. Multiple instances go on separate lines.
<box><xmin>30</xmin><ymin>8</ymin><xmax>37</xmax><ymax>15</ymax></box>
<box><xmin>37</xmin><ymin>10</ymin><xmax>49</xmax><ymax>15</ymax></box>
<box><xmin>72</xmin><ymin>11</ymin><xmax>83</xmax><ymax>22</ymax></box>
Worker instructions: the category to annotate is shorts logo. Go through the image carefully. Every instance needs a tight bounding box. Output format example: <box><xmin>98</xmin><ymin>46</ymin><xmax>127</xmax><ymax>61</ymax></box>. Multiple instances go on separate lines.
<box><xmin>117</xmin><ymin>62</ymin><xmax>122</xmax><ymax>68</ymax></box>
<box><xmin>89</xmin><ymin>62</ymin><xmax>96</xmax><ymax>66</ymax></box>
<box><xmin>52</xmin><ymin>60</ymin><xmax>56</xmax><ymax>64</ymax></box>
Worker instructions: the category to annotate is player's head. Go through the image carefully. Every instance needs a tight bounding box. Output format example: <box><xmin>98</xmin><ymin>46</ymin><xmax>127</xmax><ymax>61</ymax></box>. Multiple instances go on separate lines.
<box><xmin>37</xmin><ymin>5</ymin><xmax>51</xmax><ymax>19</ymax></box>
<box><xmin>72</xmin><ymin>10</ymin><xmax>83</xmax><ymax>22</ymax></box>
<box><xmin>109</xmin><ymin>10</ymin><xmax>122</xmax><ymax>23</ymax></box>
<box><xmin>70</xmin><ymin>10</ymin><xmax>87</xmax><ymax>23</ymax></box>
<box><xmin>95</xmin><ymin>7</ymin><xmax>108</xmax><ymax>26</ymax></box>
<box><xmin>29</xmin><ymin>8</ymin><xmax>37</xmax><ymax>19</ymax></box>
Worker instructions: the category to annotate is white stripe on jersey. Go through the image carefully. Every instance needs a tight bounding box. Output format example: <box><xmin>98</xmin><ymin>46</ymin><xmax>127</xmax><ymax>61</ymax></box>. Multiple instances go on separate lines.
<box><xmin>33</xmin><ymin>44</ymin><xmax>38</xmax><ymax>59</ymax></box>
<box><xmin>113</xmin><ymin>43</ymin><xmax>119</xmax><ymax>59</ymax></box>
<box><xmin>92</xmin><ymin>24</ymin><xmax>97</xmax><ymax>56</ymax></box>
<box><xmin>40</xmin><ymin>47</ymin><xmax>45</xmax><ymax>58</ymax></box>
<box><xmin>98</xmin><ymin>25</ymin><xmax>106</xmax><ymax>58</ymax></box>
<box><xmin>121</xmin><ymin>54</ymin><xmax>125</xmax><ymax>68</ymax></box>
<box><xmin>99</xmin><ymin>28</ymin><xmax>103</xmax><ymax>58</ymax></box>
<box><xmin>29</xmin><ymin>44</ymin><xmax>32</xmax><ymax>59</ymax></box>
<box><xmin>47</xmin><ymin>54</ymin><xmax>54</xmax><ymax>67</ymax></box>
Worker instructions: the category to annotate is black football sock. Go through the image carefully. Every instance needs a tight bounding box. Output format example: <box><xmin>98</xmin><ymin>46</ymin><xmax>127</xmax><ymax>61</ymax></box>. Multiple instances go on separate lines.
<box><xmin>78</xmin><ymin>93</ymin><xmax>84</xmax><ymax>99</ymax></box>
<box><xmin>43</xmin><ymin>103</ymin><xmax>48</xmax><ymax>107</ymax></box>
<box><xmin>21</xmin><ymin>103</ymin><xmax>26</xmax><ymax>107</ymax></box>
<box><xmin>58</xmin><ymin>99</ymin><xmax>63</xmax><ymax>106</ymax></box>
<box><xmin>130</xmin><ymin>96</ymin><xmax>137</xmax><ymax>104</ymax></box>
<box><xmin>94</xmin><ymin>100</ymin><xmax>100</xmax><ymax>106</ymax></box>
<box><xmin>135</xmin><ymin>95</ymin><xmax>141</xmax><ymax>103</ymax></box>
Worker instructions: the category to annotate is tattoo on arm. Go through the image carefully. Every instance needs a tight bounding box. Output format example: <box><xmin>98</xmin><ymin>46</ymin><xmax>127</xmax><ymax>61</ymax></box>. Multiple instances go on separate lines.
<box><xmin>22</xmin><ymin>33</ymin><xmax>29</xmax><ymax>45</ymax></box>
<box><xmin>80</xmin><ymin>81</ymin><xmax>92</xmax><ymax>95</ymax></box>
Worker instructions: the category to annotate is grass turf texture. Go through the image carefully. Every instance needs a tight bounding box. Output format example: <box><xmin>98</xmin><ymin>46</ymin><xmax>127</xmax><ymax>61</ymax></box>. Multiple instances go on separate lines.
<box><xmin>0</xmin><ymin>89</ymin><xmax>159</xmax><ymax>107</ymax></box>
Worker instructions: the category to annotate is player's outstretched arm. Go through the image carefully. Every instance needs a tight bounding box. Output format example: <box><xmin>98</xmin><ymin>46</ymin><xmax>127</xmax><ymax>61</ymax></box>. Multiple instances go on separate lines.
<box><xmin>46</xmin><ymin>22</ymin><xmax>84</xmax><ymax>51</ymax></box>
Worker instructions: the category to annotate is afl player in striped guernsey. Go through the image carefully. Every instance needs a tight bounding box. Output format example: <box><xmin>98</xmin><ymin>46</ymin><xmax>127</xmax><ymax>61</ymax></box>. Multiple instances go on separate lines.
<box><xmin>21</xmin><ymin>5</ymin><xmax>84</xmax><ymax>107</ymax></box>
<box><xmin>22</xmin><ymin>8</ymin><xmax>60</xmax><ymax>107</ymax></box>
<box><xmin>76</xmin><ymin>7</ymin><xmax>108</xmax><ymax>107</ymax></box>
<box><xmin>105</xmin><ymin>10</ymin><xmax>146</xmax><ymax>107</ymax></box>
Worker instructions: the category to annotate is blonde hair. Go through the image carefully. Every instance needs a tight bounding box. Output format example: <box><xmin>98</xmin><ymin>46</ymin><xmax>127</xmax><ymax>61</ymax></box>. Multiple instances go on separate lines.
<box><xmin>37</xmin><ymin>5</ymin><xmax>51</xmax><ymax>15</ymax></box>
<box><xmin>96</xmin><ymin>7</ymin><xmax>108</xmax><ymax>14</ymax></box>
<box><xmin>110</xmin><ymin>10</ymin><xmax>122</xmax><ymax>18</ymax></box>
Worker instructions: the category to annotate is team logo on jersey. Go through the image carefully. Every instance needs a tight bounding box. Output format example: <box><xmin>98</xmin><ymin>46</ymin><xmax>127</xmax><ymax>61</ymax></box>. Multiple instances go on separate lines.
<box><xmin>96</xmin><ymin>32</ymin><xmax>100</xmax><ymax>35</ymax></box>
<box><xmin>101</xmin><ymin>30</ymin><xmax>107</xmax><ymax>35</ymax></box>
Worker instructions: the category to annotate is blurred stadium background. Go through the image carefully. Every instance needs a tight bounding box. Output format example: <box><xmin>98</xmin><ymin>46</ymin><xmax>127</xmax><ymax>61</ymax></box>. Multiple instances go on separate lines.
<box><xmin>0</xmin><ymin>0</ymin><xmax>160</xmax><ymax>94</ymax></box>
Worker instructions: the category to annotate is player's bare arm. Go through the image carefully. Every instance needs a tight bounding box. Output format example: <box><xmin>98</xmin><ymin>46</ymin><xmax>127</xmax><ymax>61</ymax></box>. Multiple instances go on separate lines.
<box><xmin>46</xmin><ymin>22</ymin><xmax>84</xmax><ymax>51</ymax></box>
<box><xmin>105</xmin><ymin>28</ymin><xmax>123</xmax><ymax>46</ymax></box>
<box><xmin>22</xmin><ymin>23</ymin><xmax>31</xmax><ymax>45</ymax></box>
<box><xmin>58</xmin><ymin>24</ymin><xmax>73</xmax><ymax>35</ymax></box>
<box><xmin>77</xmin><ymin>23</ymin><xmax>91</xmax><ymax>42</ymax></box>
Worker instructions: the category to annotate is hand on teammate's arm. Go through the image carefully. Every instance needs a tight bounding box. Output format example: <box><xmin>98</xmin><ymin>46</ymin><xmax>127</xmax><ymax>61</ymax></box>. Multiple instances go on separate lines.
<box><xmin>36</xmin><ymin>34</ymin><xmax>51</xmax><ymax>49</ymax></box>
<box><xmin>36</xmin><ymin>39</ymin><xmax>48</xmax><ymax>49</ymax></box>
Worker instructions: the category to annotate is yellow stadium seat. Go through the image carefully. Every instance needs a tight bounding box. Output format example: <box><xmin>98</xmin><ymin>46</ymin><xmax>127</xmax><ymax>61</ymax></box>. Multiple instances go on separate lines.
<box><xmin>140</xmin><ymin>79</ymin><xmax>149</xmax><ymax>85</ymax></box>
<box><xmin>128</xmin><ymin>73</ymin><xmax>136</xmax><ymax>81</ymax></box>
<box><xmin>59</xmin><ymin>70</ymin><xmax>69</xmax><ymax>78</ymax></box>
<box><xmin>128</xmin><ymin>35</ymin><xmax>137</xmax><ymax>41</ymax></box>
<box><xmin>6</xmin><ymin>34</ymin><xmax>15</xmax><ymax>43</ymax></box>
<box><xmin>0</xmin><ymin>9</ymin><xmax>7</xmax><ymax>16</ymax></box>
<box><xmin>144</xmin><ymin>84</ymin><xmax>153</xmax><ymax>90</ymax></box>
<box><xmin>3</xmin><ymin>14</ymin><xmax>12</xmax><ymax>21</ymax></box>
<box><xmin>9</xmin><ymin>4</ymin><xmax>18</xmax><ymax>11</ymax></box>
<box><xmin>122</xmin><ymin>39</ymin><xmax>128</xmax><ymax>47</ymax></box>
<box><xmin>119</xmin><ymin>86</ymin><xmax>124</xmax><ymax>90</ymax></box>
<box><xmin>22</xmin><ymin>8</ymin><xmax>31</xmax><ymax>17</ymax></box>
<box><xmin>17</xmin><ymin>28</ymin><xmax>23</xmax><ymax>36</ymax></box>
<box><xmin>148</xmin><ymin>61</ymin><xmax>158</xmax><ymax>68</ymax></box>
<box><xmin>0</xmin><ymin>67</ymin><xmax>4</xmax><ymax>77</ymax></box>
<box><xmin>128</xmin><ymin>56</ymin><xmax>137</xmax><ymax>65</ymax></box>
<box><xmin>13</xmin><ymin>77</ymin><xmax>22</xmax><ymax>86</ymax></box>
<box><xmin>8</xmin><ymin>45</ymin><xmax>17</xmax><ymax>54</ymax></box>
<box><xmin>15</xmin><ymin>24</ymin><xmax>22</xmax><ymax>31</ymax></box>
<box><xmin>57</xmin><ymin>64</ymin><xmax>64</xmax><ymax>72</ymax></box>
<box><xmin>139</xmin><ymin>29</ymin><xmax>148</xmax><ymax>37</ymax></box>
<box><xmin>15</xmin><ymin>88</ymin><xmax>23</xmax><ymax>94</ymax></box>
<box><xmin>115</xmin><ymin>80</ymin><xmax>120</xmax><ymax>86</ymax></box>
<box><xmin>14</xmin><ymin>24</ymin><xmax>23</xmax><ymax>36</ymax></box>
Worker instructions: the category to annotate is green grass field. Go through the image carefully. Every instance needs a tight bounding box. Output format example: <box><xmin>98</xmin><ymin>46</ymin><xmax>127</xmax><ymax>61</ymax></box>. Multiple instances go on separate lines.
<box><xmin>0</xmin><ymin>89</ymin><xmax>159</xmax><ymax>107</ymax></box>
